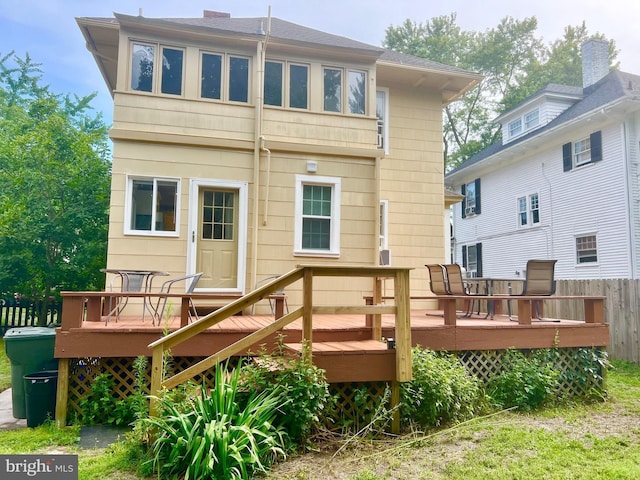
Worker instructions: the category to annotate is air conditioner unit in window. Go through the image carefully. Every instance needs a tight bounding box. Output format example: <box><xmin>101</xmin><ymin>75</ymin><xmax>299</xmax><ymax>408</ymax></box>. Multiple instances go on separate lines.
<box><xmin>377</xmin><ymin>133</ymin><xmax>384</xmax><ymax>149</ymax></box>
<box><xmin>465</xmin><ymin>206</ymin><xmax>476</xmax><ymax>215</ymax></box>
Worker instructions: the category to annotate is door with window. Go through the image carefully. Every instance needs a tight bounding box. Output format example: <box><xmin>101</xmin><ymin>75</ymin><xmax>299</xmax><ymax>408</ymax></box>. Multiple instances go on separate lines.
<box><xmin>196</xmin><ymin>188</ymin><xmax>239</xmax><ymax>289</ymax></box>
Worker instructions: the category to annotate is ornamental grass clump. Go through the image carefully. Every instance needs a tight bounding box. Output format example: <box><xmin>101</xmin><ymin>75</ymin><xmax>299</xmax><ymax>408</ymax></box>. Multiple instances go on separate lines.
<box><xmin>145</xmin><ymin>364</ymin><xmax>287</xmax><ymax>480</ymax></box>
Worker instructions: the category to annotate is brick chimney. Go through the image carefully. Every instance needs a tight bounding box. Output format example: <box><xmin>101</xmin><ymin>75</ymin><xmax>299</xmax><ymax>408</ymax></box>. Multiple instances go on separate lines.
<box><xmin>581</xmin><ymin>39</ymin><xmax>610</xmax><ymax>89</ymax></box>
<box><xmin>204</xmin><ymin>10</ymin><xmax>230</xmax><ymax>18</ymax></box>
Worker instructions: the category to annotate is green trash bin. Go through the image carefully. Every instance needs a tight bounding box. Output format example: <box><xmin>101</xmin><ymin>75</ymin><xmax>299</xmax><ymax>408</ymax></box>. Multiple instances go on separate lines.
<box><xmin>3</xmin><ymin>327</ymin><xmax>58</xmax><ymax>419</ymax></box>
<box><xmin>24</xmin><ymin>370</ymin><xmax>58</xmax><ymax>427</ymax></box>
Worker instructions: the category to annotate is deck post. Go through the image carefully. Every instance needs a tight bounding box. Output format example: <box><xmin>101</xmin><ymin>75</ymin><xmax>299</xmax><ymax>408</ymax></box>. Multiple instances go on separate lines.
<box><xmin>60</xmin><ymin>295</ymin><xmax>84</xmax><ymax>330</ymax></box>
<box><xmin>302</xmin><ymin>268</ymin><xmax>313</xmax><ymax>362</ymax></box>
<box><xmin>149</xmin><ymin>347</ymin><xmax>164</xmax><ymax>416</ymax></box>
<box><xmin>371</xmin><ymin>278</ymin><xmax>383</xmax><ymax>341</ymax></box>
<box><xmin>55</xmin><ymin>358</ymin><xmax>69</xmax><ymax>427</ymax></box>
<box><xmin>394</xmin><ymin>269</ymin><xmax>412</xmax><ymax>382</ymax></box>
<box><xmin>390</xmin><ymin>380</ymin><xmax>401</xmax><ymax>434</ymax></box>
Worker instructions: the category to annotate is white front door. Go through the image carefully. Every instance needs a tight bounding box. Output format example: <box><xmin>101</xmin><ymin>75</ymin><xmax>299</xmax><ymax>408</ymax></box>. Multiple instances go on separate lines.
<box><xmin>188</xmin><ymin>179</ymin><xmax>247</xmax><ymax>292</ymax></box>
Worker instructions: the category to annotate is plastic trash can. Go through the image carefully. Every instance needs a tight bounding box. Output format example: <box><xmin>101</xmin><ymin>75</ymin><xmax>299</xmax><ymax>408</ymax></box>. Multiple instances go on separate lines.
<box><xmin>3</xmin><ymin>327</ymin><xmax>58</xmax><ymax>419</ymax></box>
<box><xmin>24</xmin><ymin>370</ymin><xmax>58</xmax><ymax>427</ymax></box>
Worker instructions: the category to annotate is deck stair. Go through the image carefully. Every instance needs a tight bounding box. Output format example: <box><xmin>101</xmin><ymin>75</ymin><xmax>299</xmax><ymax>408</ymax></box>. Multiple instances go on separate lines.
<box><xmin>284</xmin><ymin>339</ymin><xmax>396</xmax><ymax>383</ymax></box>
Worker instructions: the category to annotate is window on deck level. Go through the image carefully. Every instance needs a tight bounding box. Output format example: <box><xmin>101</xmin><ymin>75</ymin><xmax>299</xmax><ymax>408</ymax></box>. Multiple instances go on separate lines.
<box><xmin>126</xmin><ymin>177</ymin><xmax>179</xmax><ymax>236</ymax></box>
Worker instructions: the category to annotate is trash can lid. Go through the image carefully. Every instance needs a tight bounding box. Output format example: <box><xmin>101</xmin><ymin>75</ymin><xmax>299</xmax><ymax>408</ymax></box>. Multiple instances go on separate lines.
<box><xmin>3</xmin><ymin>327</ymin><xmax>57</xmax><ymax>341</ymax></box>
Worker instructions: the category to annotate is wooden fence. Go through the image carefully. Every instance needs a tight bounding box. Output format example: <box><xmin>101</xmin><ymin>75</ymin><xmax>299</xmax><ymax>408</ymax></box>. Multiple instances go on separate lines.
<box><xmin>491</xmin><ymin>279</ymin><xmax>639</xmax><ymax>363</ymax></box>
<box><xmin>0</xmin><ymin>298</ymin><xmax>61</xmax><ymax>335</ymax></box>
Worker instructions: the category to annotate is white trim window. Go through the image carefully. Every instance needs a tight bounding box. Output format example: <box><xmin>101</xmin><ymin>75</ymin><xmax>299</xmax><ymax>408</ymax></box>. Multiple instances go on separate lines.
<box><xmin>576</xmin><ymin>234</ymin><xmax>598</xmax><ymax>264</ymax></box>
<box><xmin>294</xmin><ymin>175</ymin><xmax>341</xmax><ymax>257</ymax></box>
<box><xmin>508</xmin><ymin>118</ymin><xmax>522</xmax><ymax>138</ymax></box>
<box><xmin>376</xmin><ymin>88</ymin><xmax>389</xmax><ymax>153</ymax></box>
<box><xmin>379</xmin><ymin>199</ymin><xmax>389</xmax><ymax>251</ymax></box>
<box><xmin>518</xmin><ymin>193</ymin><xmax>540</xmax><ymax>226</ymax></box>
<box><xmin>130</xmin><ymin>42</ymin><xmax>184</xmax><ymax>96</ymax></box>
<box><xmin>574</xmin><ymin>137</ymin><xmax>592</xmax><ymax>166</ymax></box>
<box><xmin>125</xmin><ymin>176</ymin><xmax>180</xmax><ymax>236</ymax></box>
<box><xmin>524</xmin><ymin>109</ymin><xmax>539</xmax><ymax>129</ymax></box>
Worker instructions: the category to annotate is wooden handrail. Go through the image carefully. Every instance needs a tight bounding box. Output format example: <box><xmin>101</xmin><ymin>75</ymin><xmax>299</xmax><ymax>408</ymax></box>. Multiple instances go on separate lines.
<box><xmin>147</xmin><ymin>264</ymin><xmax>414</xmax><ymax>415</ymax></box>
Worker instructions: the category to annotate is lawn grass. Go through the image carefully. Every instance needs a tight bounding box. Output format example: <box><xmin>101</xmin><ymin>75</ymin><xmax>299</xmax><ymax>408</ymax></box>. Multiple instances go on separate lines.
<box><xmin>0</xmin><ymin>360</ymin><xmax>638</xmax><ymax>479</ymax></box>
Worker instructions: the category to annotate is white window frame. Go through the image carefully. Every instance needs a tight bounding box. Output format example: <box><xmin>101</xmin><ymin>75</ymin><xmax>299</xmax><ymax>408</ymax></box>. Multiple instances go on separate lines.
<box><xmin>464</xmin><ymin>182</ymin><xmax>477</xmax><ymax>216</ymax></box>
<box><xmin>529</xmin><ymin>193</ymin><xmax>540</xmax><ymax>225</ymax></box>
<box><xmin>517</xmin><ymin>193</ymin><xmax>540</xmax><ymax>227</ymax></box>
<box><xmin>574</xmin><ymin>137</ymin><xmax>592</xmax><ymax>166</ymax></box>
<box><xmin>294</xmin><ymin>175</ymin><xmax>341</xmax><ymax>257</ymax></box>
<box><xmin>124</xmin><ymin>175</ymin><xmax>181</xmax><ymax>237</ymax></box>
<box><xmin>379</xmin><ymin>199</ymin><xmax>389</xmax><ymax>251</ymax></box>
<box><xmin>576</xmin><ymin>234</ymin><xmax>598</xmax><ymax>264</ymax></box>
<box><xmin>466</xmin><ymin>245</ymin><xmax>479</xmax><ymax>277</ymax></box>
<box><xmin>508</xmin><ymin>118</ymin><xmax>522</xmax><ymax>138</ymax></box>
<box><xmin>376</xmin><ymin>88</ymin><xmax>390</xmax><ymax>154</ymax></box>
<box><xmin>517</xmin><ymin>196</ymin><xmax>527</xmax><ymax>226</ymax></box>
<box><xmin>524</xmin><ymin>109</ymin><xmax>539</xmax><ymax>129</ymax></box>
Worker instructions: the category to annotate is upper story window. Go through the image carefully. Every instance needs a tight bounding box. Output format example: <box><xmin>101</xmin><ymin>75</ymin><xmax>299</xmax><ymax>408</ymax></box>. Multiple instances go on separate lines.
<box><xmin>323</xmin><ymin>66</ymin><xmax>367</xmax><ymax>115</ymax></box>
<box><xmin>131</xmin><ymin>42</ymin><xmax>184</xmax><ymax>96</ymax></box>
<box><xmin>563</xmin><ymin>131</ymin><xmax>603</xmax><ymax>171</ymax></box>
<box><xmin>518</xmin><ymin>193</ymin><xmax>540</xmax><ymax>227</ymax></box>
<box><xmin>508</xmin><ymin>118</ymin><xmax>522</xmax><ymax>138</ymax></box>
<box><xmin>376</xmin><ymin>89</ymin><xmax>389</xmax><ymax>153</ymax></box>
<box><xmin>576</xmin><ymin>234</ymin><xmax>597</xmax><ymax>264</ymax></box>
<box><xmin>294</xmin><ymin>175</ymin><xmax>341</xmax><ymax>257</ymax></box>
<box><xmin>125</xmin><ymin>176</ymin><xmax>180</xmax><ymax>236</ymax></box>
<box><xmin>264</xmin><ymin>61</ymin><xmax>309</xmax><ymax>109</ymax></box>
<box><xmin>199</xmin><ymin>51</ymin><xmax>250</xmax><ymax>103</ymax></box>
<box><xmin>289</xmin><ymin>64</ymin><xmax>309</xmax><ymax>109</ymax></box>
<box><xmin>462</xmin><ymin>179</ymin><xmax>481</xmax><ymax>217</ymax></box>
<box><xmin>524</xmin><ymin>109</ymin><xmax>539</xmax><ymax>129</ymax></box>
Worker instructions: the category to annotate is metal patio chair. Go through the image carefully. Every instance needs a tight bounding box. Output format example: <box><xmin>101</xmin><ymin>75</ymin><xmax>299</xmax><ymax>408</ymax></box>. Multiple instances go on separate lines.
<box><xmin>443</xmin><ymin>263</ymin><xmax>481</xmax><ymax>317</ymax></box>
<box><xmin>152</xmin><ymin>272</ymin><xmax>203</xmax><ymax>325</ymax></box>
<box><xmin>508</xmin><ymin>259</ymin><xmax>559</xmax><ymax>322</ymax></box>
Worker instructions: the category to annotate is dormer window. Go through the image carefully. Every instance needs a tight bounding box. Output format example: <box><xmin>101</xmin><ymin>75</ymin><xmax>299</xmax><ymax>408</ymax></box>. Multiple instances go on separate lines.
<box><xmin>508</xmin><ymin>118</ymin><xmax>522</xmax><ymax>138</ymax></box>
<box><xmin>524</xmin><ymin>109</ymin><xmax>539</xmax><ymax>129</ymax></box>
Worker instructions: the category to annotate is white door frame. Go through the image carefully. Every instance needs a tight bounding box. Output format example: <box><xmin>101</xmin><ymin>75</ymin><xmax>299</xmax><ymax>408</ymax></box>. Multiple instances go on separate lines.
<box><xmin>187</xmin><ymin>178</ymin><xmax>248</xmax><ymax>293</ymax></box>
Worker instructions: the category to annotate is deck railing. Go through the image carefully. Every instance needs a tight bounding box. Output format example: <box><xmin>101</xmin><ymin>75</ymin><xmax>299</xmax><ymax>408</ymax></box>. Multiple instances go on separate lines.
<box><xmin>146</xmin><ymin>264</ymin><xmax>413</xmax><ymax>415</ymax></box>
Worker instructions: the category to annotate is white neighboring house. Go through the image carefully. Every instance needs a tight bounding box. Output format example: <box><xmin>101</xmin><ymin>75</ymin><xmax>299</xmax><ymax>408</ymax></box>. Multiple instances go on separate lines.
<box><xmin>445</xmin><ymin>40</ymin><xmax>640</xmax><ymax>280</ymax></box>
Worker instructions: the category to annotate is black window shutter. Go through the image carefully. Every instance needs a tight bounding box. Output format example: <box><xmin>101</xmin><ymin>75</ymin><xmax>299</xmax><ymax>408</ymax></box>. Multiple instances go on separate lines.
<box><xmin>562</xmin><ymin>142</ymin><xmax>573</xmax><ymax>172</ymax></box>
<box><xmin>476</xmin><ymin>243</ymin><xmax>483</xmax><ymax>277</ymax></box>
<box><xmin>590</xmin><ymin>131</ymin><xmax>603</xmax><ymax>163</ymax></box>
<box><xmin>474</xmin><ymin>178</ymin><xmax>481</xmax><ymax>214</ymax></box>
<box><xmin>462</xmin><ymin>245</ymin><xmax>467</xmax><ymax>269</ymax></box>
<box><xmin>461</xmin><ymin>184</ymin><xmax>466</xmax><ymax>219</ymax></box>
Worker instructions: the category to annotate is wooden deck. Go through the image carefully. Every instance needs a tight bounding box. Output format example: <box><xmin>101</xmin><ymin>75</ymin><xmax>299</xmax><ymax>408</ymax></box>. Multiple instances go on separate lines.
<box><xmin>55</xmin><ymin>308</ymin><xmax>609</xmax><ymax>363</ymax></box>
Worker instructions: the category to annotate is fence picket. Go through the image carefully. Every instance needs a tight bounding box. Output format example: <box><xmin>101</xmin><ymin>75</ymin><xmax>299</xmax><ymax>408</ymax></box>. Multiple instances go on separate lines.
<box><xmin>0</xmin><ymin>299</ymin><xmax>61</xmax><ymax>335</ymax></box>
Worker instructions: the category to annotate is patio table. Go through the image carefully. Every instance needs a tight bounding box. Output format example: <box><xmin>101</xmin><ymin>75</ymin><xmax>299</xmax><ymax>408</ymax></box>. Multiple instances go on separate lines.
<box><xmin>100</xmin><ymin>268</ymin><xmax>169</xmax><ymax>323</ymax></box>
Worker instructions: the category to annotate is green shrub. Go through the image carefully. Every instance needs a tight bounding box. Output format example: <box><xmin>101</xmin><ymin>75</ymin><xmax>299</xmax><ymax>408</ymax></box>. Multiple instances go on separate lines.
<box><xmin>487</xmin><ymin>349</ymin><xmax>560</xmax><ymax>411</ymax></box>
<box><xmin>145</xmin><ymin>363</ymin><xmax>287</xmax><ymax>480</ymax></box>
<box><xmin>239</xmin><ymin>342</ymin><xmax>331</xmax><ymax>446</ymax></box>
<box><xmin>401</xmin><ymin>347</ymin><xmax>483</xmax><ymax>428</ymax></box>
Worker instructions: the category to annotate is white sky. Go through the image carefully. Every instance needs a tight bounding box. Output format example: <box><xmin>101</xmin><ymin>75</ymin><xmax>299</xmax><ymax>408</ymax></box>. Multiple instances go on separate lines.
<box><xmin>1</xmin><ymin>0</ymin><xmax>639</xmax><ymax>123</ymax></box>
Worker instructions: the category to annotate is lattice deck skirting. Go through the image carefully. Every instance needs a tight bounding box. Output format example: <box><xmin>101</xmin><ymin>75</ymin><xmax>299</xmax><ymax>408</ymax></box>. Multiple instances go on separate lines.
<box><xmin>65</xmin><ymin>347</ymin><xmax>606</xmax><ymax>421</ymax></box>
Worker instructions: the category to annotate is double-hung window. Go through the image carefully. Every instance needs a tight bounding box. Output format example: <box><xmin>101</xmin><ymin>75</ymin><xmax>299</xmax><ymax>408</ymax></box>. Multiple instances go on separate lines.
<box><xmin>125</xmin><ymin>176</ymin><xmax>180</xmax><ymax>236</ymax></box>
<box><xmin>576</xmin><ymin>234</ymin><xmax>598</xmax><ymax>264</ymax></box>
<box><xmin>462</xmin><ymin>243</ymin><xmax>482</xmax><ymax>278</ymax></box>
<box><xmin>563</xmin><ymin>131</ymin><xmax>603</xmax><ymax>171</ymax></box>
<box><xmin>131</xmin><ymin>42</ymin><xmax>184</xmax><ymax>96</ymax></box>
<box><xmin>518</xmin><ymin>193</ymin><xmax>540</xmax><ymax>226</ymax></box>
<box><xmin>294</xmin><ymin>175</ymin><xmax>341</xmax><ymax>257</ymax></box>
<box><xmin>508</xmin><ymin>118</ymin><xmax>522</xmax><ymax>138</ymax></box>
<box><xmin>524</xmin><ymin>109</ymin><xmax>539</xmax><ymax>129</ymax></box>
<box><xmin>462</xmin><ymin>179</ymin><xmax>481</xmax><ymax>217</ymax></box>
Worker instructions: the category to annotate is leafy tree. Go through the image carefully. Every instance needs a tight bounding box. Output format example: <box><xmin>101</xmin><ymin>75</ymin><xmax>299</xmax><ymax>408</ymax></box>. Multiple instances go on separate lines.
<box><xmin>384</xmin><ymin>15</ymin><xmax>617</xmax><ymax>170</ymax></box>
<box><xmin>0</xmin><ymin>52</ymin><xmax>111</xmax><ymax>322</ymax></box>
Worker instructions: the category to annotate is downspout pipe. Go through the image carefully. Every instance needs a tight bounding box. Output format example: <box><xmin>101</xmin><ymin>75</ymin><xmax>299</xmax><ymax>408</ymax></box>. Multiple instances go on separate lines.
<box><xmin>251</xmin><ymin>9</ymin><xmax>271</xmax><ymax>295</ymax></box>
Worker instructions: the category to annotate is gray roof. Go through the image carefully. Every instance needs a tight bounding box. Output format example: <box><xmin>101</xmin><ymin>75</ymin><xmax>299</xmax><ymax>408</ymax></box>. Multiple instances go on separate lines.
<box><xmin>446</xmin><ymin>70</ymin><xmax>640</xmax><ymax>177</ymax></box>
<box><xmin>378</xmin><ymin>49</ymin><xmax>479</xmax><ymax>76</ymax></box>
<box><xmin>116</xmin><ymin>13</ymin><xmax>383</xmax><ymax>54</ymax></box>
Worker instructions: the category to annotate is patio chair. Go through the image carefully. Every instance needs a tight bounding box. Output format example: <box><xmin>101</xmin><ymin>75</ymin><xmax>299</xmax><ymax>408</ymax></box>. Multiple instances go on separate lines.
<box><xmin>508</xmin><ymin>259</ymin><xmax>559</xmax><ymax>322</ymax></box>
<box><xmin>443</xmin><ymin>263</ymin><xmax>481</xmax><ymax>317</ymax></box>
<box><xmin>152</xmin><ymin>272</ymin><xmax>203</xmax><ymax>325</ymax></box>
<box><xmin>425</xmin><ymin>264</ymin><xmax>449</xmax><ymax>295</ymax></box>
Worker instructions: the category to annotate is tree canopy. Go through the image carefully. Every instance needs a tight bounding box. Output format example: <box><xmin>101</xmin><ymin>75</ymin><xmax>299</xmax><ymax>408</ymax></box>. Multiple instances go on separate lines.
<box><xmin>0</xmin><ymin>52</ymin><xmax>111</xmax><ymax>312</ymax></box>
<box><xmin>383</xmin><ymin>14</ymin><xmax>618</xmax><ymax>170</ymax></box>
